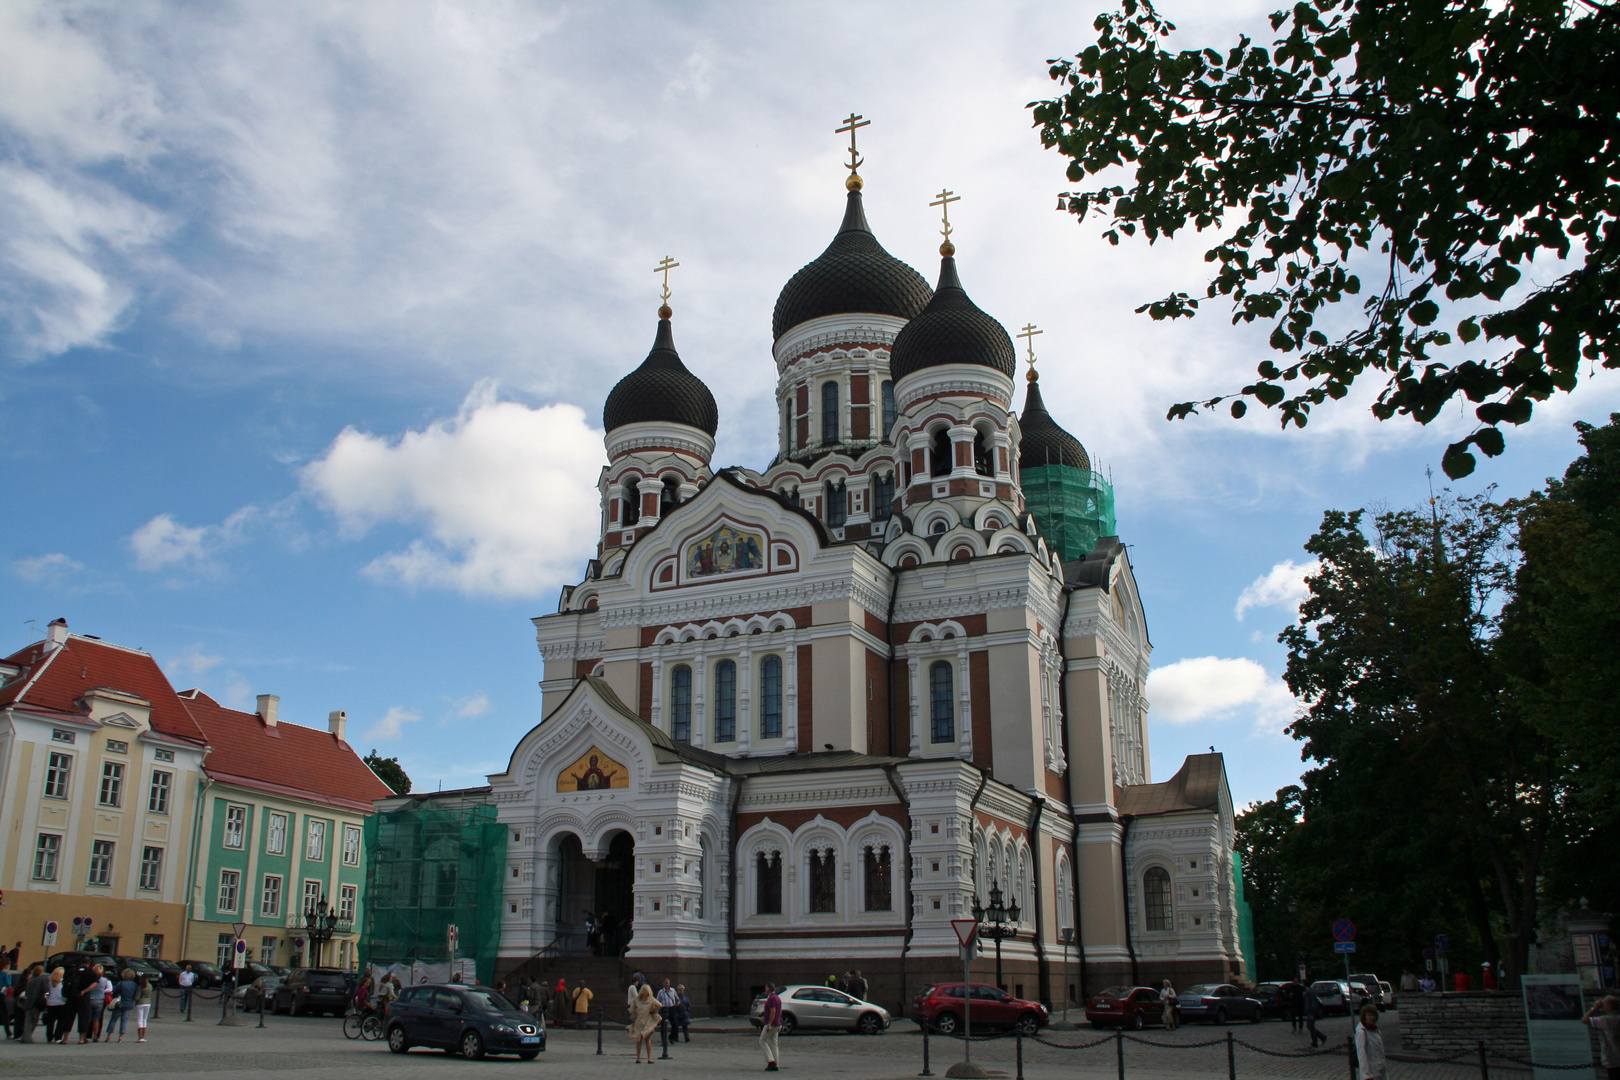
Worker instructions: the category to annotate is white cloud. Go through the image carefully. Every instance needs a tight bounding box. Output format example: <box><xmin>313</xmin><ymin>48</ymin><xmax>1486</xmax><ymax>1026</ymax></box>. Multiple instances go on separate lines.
<box><xmin>1147</xmin><ymin>656</ymin><xmax>1299</xmax><ymax>735</ymax></box>
<box><xmin>11</xmin><ymin>552</ymin><xmax>84</xmax><ymax>585</ymax></box>
<box><xmin>301</xmin><ymin>381</ymin><xmax>603</xmax><ymax>599</ymax></box>
<box><xmin>129</xmin><ymin>505</ymin><xmax>259</xmax><ymax>573</ymax></box>
<box><xmin>452</xmin><ymin>694</ymin><xmax>490</xmax><ymax>720</ymax></box>
<box><xmin>1234</xmin><ymin>559</ymin><xmax>1321</xmax><ymax>621</ymax></box>
<box><xmin>167</xmin><ymin>645</ymin><xmax>223</xmax><ymax>679</ymax></box>
<box><xmin>364</xmin><ymin>706</ymin><xmax>421</xmax><ymax>743</ymax></box>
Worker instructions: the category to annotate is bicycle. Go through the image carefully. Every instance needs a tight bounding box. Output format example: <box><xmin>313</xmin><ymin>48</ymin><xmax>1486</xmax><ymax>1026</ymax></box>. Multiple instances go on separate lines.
<box><xmin>343</xmin><ymin>1006</ymin><xmax>384</xmax><ymax>1041</ymax></box>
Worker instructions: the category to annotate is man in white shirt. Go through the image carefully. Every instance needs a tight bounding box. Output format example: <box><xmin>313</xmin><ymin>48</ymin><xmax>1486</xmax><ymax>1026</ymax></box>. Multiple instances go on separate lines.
<box><xmin>656</xmin><ymin>980</ymin><xmax>679</xmax><ymax>1051</ymax></box>
<box><xmin>177</xmin><ymin>966</ymin><xmax>195</xmax><ymax>1013</ymax></box>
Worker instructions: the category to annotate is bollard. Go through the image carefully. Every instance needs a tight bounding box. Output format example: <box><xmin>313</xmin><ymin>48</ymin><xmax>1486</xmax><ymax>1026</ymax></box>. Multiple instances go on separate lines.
<box><xmin>1226</xmin><ymin>1031</ymin><xmax>1236</xmax><ymax>1080</ymax></box>
<box><xmin>660</xmin><ymin>1017</ymin><xmax>671</xmax><ymax>1060</ymax></box>
<box><xmin>258</xmin><ymin>987</ymin><xmax>266</xmax><ymax>1028</ymax></box>
<box><xmin>152</xmin><ymin>987</ymin><xmax>160</xmax><ymax>1020</ymax></box>
<box><xmin>1348</xmin><ymin>1034</ymin><xmax>1357</xmax><ymax>1080</ymax></box>
<box><xmin>920</xmin><ymin>1022</ymin><xmax>933</xmax><ymax>1076</ymax></box>
<box><xmin>1115</xmin><ymin>1026</ymin><xmax>1125</xmax><ymax>1080</ymax></box>
<box><xmin>1016</xmin><ymin>1028</ymin><xmax>1024</xmax><ymax>1080</ymax></box>
<box><xmin>596</xmin><ymin>1006</ymin><xmax>603</xmax><ymax>1055</ymax></box>
<box><xmin>185</xmin><ymin>987</ymin><xmax>193</xmax><ymax>1022</ymax></box>
<box><xmin>1477</xmin><ymin>1039</ymin><xmax>1489</xmax><ymax>1080</ymax></box>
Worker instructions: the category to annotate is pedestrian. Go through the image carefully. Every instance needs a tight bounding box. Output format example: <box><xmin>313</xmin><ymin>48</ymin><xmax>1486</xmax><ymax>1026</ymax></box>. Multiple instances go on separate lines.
<box><xmin>1304</xmin><ymin>982</ymin><xmax>1325</xmax><ymax>1048</ymax></box>
<box><xmin>848</xmin><ymin>970</ymin><xmax>868</xmax><ymax>1001</ymax></box>
<box><xmin>759</xmin><ymin>983</ymin><xmax>783</xmax><ymax>1072</ymax></box>
<box><xmin>673</xmin><ymin>984</ymin><xmax>692</xmax><ymax>1042</ymax></box>
<box><xmin>177</xmin><ymin>964</ymin><xmax>195</xmax><ymax>1013</ymax></box>
<box><xmin>20</xmin><ymin>965</ymin><xmax>48</xmax><ymax>1043</ymax></box>
<box><xmin>1419</xmin><ymin>974</ymin><xmax>1436</xmax><ymax>993</ymax></box>
<box><xmin>1161</xmin><ymin>980</ymin><xmax>1179</xmax><ymax>1030</ymax></box>
<box><xmin>825</xmin><ymin>973</ymin><xmax>839</xmax><ymax>988</ymax></box>
<box><xmin>77</xmin><ymin>964</ymin><xmax>108</xmax><ymax>1043</ymax></box>
<box><xmin>572</xmin><ymin>980</ymin><xmax>594</xmax><ymax>1029</ymax></box>
<box><xmin>4</xmin><ymin>944</ymin><xmax>19</xmax><ymax>971</ymax></box>
<box><xmin>107</xmin><ymin>969</ymin><xmax>136</xmax><ymax>1042</ymax></box>
<box><xmin>1480</xmin><ymin>962</ymin><xmax>1497</xmax><ymax>991</ymax></box>
<box><xmin>586</xmin><ymin>912</ymin><xmax>600</xmax><ymax>957</ymax></box>
<box><xmin>656</xmin><ymin>979</ymin><xmax>678</xmax><ymax>1049</ymax></box>
<box><xmin>1452</xmin><ymin>969</ymin><xmax>1471</xmax><ymax>992</ymax></box>
<box><xmin>1399</xmin><ymin>968</ymin><xmax>1419</xmax><ymax>995</ymax></box>
<box><xmin>1581</xmin><ymin>995</ymin><xmax>1620</xmax><ymax>1080</ymax></box>
<box><xmin>628</xmin><ymin>983</ymin><xmax>661</xmax><ymax>1064</ymax></box>
<box><xmin>627</xmin><ymin>971</ymin><xmax>646</xmax><ymax>1007</ymax></box>
<box><xmin>1354</xmin><ymin>1006</ymin><xmax>1386</xmax><ymax>1079</ymax></box>
<box><xmin>0</xmin><ymin>965</ymin><xmax>12</xmax><ymax>1039</ymax></box>
<box><xmin>1282</xmin><ymin>978</ymin><xmax>1305</xmax><ymax>1033</ymax></box>
<box><xmin>133</xmin><ymin>975</ymin><xmax>152</xmax><ymax>1043</ymax></box>
<box><xmin>554</xmin><ymin>978</ymin><xmax>569</xmax><ymax>1027</ymax></box>
<box><xmin>45</xmin><ymin>967</ymin><xmax>70</xmax><ymax>1043</ymax></box>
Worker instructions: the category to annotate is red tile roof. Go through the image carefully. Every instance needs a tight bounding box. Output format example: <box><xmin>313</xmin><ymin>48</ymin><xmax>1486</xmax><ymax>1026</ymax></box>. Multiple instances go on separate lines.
<box><xmin>0</xmin><ymin>636</ymin><xmax>207</xmax><ymax>745</ymax></box>
<box><xmin>179</xmin><ymin>689</ymin><xmax>393</xmax><ymax>812</ymax></box>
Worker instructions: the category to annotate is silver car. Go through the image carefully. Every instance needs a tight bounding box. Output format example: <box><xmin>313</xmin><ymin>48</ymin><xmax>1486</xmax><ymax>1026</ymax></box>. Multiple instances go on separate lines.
<box><xmin>750</xmin><ymin>985</ymin><xmax>892</xmax><ymax>1035</ymax></box>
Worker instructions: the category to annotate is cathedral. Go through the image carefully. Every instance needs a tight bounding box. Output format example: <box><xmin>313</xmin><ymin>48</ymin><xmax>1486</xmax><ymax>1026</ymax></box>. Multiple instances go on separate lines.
<box><xmin>488</xmin><ymin>140</ymin><xmax>1247</xmax><ymax>1012</ymax></box>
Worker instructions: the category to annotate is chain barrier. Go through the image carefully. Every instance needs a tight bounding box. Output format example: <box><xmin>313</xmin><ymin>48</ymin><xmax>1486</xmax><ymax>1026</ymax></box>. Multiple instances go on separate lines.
<box><xmin>1230</xmin><ymin>1037</ymin><xmax>1346</xmax><ymax>1058</ymax></box>
<box><xmin>1494</xmin><ymin>1053</ymin><xmax>1600</xmax><ymax>1070</ymax></box>
<box><xmin>1121</xmin><ymin>1033</ymin><xmax>1229</xmax><ymax>1048</ymax></box>
<box><xmin>1031</xmin><ymin>1032</ymin><xmax>1114</xmax><ymax>1049</ymax></box>
<box><xmin>1385</xmin><ymin>1049</ymin><xmax>1478</xmax><ymax>1064</ymax></box>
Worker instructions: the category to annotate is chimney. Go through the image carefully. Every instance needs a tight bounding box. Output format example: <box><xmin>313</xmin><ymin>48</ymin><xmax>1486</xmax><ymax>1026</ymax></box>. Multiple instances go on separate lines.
<box><xmin>257</xmin><ymin>694</ymin><xmax>279</xmax><ymax>728</ymax></box>
<box><xmin>45</xmin><ymin>617</ymin><xmax>69</xmax><ymax>652</ymax></box>
<box><xmin>328</xmin><ymin>710</ymin><xmax>347</xmax><ymax>742</ymax></box>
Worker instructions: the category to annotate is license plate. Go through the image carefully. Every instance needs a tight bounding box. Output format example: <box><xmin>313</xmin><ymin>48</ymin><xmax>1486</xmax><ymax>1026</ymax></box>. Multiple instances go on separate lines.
<box><xmin>520</xmin><ymin>1036</ymin><xmax>540</xmax><ymax>1044</ymax></box>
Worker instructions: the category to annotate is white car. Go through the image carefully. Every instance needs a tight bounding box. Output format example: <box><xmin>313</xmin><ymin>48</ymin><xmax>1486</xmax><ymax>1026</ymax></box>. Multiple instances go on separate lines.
<box><xmin>750</xmin><ymin>985</ymin><xmax>891</xmax><ymax>1035</ymax></box>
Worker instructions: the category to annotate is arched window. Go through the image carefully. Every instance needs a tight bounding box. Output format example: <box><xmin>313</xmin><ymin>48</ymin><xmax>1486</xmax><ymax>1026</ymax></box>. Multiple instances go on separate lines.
<box><xmin>714</xmin><ymin>660</ymin><xmax>736</xmax><ymax>742</ymax></box>
<box><xmin>759</xmin><ymin>656</ymin><xmax>783</xmax><ymax>740</ymax></box>
<box><xmin>973</xmin><ymin>429</ymin><xmax>993</xmax><ymax>476</ymax></box>
<box><xmin>669</xmin><ymin>665</ymin><xmax>692</xmax><ymax>743</ymax></box>
<box><xmin>809</xmin><ymin>848</ymin><xmax>837</xmax><ymax>913</ymax></box>
<box><xmin>871</xmin><ymin>473</ymin><xmax>894</xmax><ymax>522</ymax></box>
<box><xmin>931</xmin><ymin>428</ymin><xmax>952</xmax><ymax>477</ymax></box>
<box><xmin>757</xmin><ymin>851</ymin><xmax>782</xmax><ymax>914</ymax></box>
<box><xmin>622</xmin><ymin>479</ymin><xmax>640</xmax><ymax>526</ymax></box>
<box><xmin>881</xmin><ymin>381</ymin><xmax>896</xmax><ymax>439</ymax></box>
<box><xmin>826</xmin><ymin>481</ymin><xmax>847</xmax><ymax>527</ymax></box>
<box><xmin>930</xmin><ymin>518</ymin><xmax>949</xmax><ymax>535</ymax></box>
<box><xmin>660</xmin><ymin>475</ymin><xmax>680</xmax><ymax>517</ymax></box>
<box><xmin>821</xmin><ymin>382</ymin><xmax>840</xmax><ymax>444</ymax></box>
<box><xmin>1144</xmin><ymin>866</ymin><xmax>1173</xmax><ymax>931</ymax></box>
<box><xmin>864</xmin><ymin>844</ymin><xmax>892</xmax><ymax>912</ymax></box>
<box><xmin>930</xmin><ymin>661</ymin><xmax>955</xmax><ymax>744</ymax></box>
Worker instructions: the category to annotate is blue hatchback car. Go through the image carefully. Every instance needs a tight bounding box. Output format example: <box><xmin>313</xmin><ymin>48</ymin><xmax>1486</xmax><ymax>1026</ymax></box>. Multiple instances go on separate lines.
<box><xmin>385</xmin><ymin>984</ymin><xmax>545</xmax><ymax>1059</ymax></box>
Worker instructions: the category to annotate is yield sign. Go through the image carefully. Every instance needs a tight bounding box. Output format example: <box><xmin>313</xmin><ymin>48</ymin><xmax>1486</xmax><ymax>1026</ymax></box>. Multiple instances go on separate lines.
<box><xmin>951</xmin><ymin>919</ymin><xmax>978</xmax><ymax>948</ymax></box>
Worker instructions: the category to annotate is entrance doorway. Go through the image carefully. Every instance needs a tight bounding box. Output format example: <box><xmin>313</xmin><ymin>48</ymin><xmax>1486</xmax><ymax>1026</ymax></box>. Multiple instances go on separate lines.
<box><xmin>554</xmin><ymin>830</ymin><xmax>634</xmax><ymax>956</ymax></box>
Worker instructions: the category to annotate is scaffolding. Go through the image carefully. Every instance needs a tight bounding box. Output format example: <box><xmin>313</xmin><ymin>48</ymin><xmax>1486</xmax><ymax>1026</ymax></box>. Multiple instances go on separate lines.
<box><xmin>360</xmin><ymin>798</ymin><xmax>505</xmax><ymax>985</ymax></box>
<box><xmin>1021</xmin><ymin>465</ymin><xmax>1117</xmax><ymax>564</ymax></box>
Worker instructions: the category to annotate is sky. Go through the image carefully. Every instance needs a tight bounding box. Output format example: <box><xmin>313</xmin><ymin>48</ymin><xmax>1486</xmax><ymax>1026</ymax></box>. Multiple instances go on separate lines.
<box><xmin>3</xmin><ymin>0</ymin><xmax>1615</xmax><ymax>809</ymax></box>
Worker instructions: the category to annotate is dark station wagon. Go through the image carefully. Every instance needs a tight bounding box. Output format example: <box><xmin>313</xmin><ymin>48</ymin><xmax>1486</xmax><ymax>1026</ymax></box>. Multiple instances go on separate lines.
<box><xmin>385</xmin><ymin>984</ymin><xmax>545</xmax><ymax>1060</ymax></box>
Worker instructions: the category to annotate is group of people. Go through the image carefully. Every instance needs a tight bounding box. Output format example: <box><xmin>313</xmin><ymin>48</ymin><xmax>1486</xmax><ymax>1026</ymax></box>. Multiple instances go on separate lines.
<box><xmin>622</xmin><ymin>973</ymin><xmax>693</xmax><ymax>1063</ymax></box>
<box><xmin>582</xmin><ymin>911</ymin><xmax>626</xmax><ymax>957</ymax></box>
<box><xmin>0</xmin><ymin>963</ymin><xmax>154</xmax><ymax>1044</ymax></box>
<box><xmin>823</xmin><ymin>971</ymin><xmax>870</xmax><ymax>1001</ymax></box>
<box><xmin>351</xmin><ymin>972</ymin><xmax>405</xmax><ymax>1015</ymax></box>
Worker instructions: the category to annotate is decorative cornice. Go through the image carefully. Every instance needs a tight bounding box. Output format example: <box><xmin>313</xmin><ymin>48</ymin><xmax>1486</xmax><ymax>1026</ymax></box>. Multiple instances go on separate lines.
<box><xmin>605</xmin><ymin>423</ymin><xmax>716</xmax><ymax>463</ymax></box>
<box><xmin>602</xmin><ymin>573</ymin><xmax>890</xmax><ymax>628</ymax></box>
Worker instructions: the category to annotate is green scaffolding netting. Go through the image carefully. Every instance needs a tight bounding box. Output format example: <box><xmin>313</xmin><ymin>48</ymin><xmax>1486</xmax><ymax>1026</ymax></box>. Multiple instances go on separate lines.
<box><xmin>1021</xmin><ymin>465</ymin><xmax>1117</xmax><ymax>565</ymax></box>
<box><xmin>360</xmin><ymin>799</ymin><xmax>506</xmax><ymax>985</ymax></box>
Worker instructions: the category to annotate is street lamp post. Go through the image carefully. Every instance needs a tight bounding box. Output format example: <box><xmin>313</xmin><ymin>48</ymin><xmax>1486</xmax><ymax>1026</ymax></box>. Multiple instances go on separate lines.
<box><xmin>971</xmin><ymin>883</ymin><xmax>1022</xmax><ymax>992</ymax></box>
<box><xmin>299</xmin><ymin>897</ymin><xmax>341</xmax><ymax>968</ymax></box>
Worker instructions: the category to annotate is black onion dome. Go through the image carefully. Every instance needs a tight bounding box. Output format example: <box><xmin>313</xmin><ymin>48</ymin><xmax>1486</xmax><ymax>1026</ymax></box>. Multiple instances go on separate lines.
<box><xmin>771</xmin><ymin>190</ymin><xmax>933</xmax><ymax>340</ymax></box>
<box><xmin>888</xmin><ymin>257</ymin><xmax>1018</xmax><ymax>383</ymax></box>
<box><xmin>1018</xmin><ymin>378</ymin><xmax>1091</xmax><ymax>471</ymax></box>
<box><xmin>603</xmin><ymin>318</ymin><xmax>718</xmax><ymax>436</ymax></box>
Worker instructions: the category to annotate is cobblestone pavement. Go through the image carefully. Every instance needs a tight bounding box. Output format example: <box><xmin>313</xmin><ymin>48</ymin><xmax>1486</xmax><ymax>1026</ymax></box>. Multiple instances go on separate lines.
<box><xmin>0</xmin><ymin>1007</ymin><xmax>1577</xmax><ymax>1080</ymax></box>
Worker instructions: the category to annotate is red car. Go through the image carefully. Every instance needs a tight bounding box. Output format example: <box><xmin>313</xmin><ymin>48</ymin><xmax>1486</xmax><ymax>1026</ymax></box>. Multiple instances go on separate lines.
<box><xmin>912</xmin><ymin>982</ymin><xmax>1049</xmax><ymax>1036</ymax></box>
<box><xmin>1086</xmin><ymin>986</ymin><xmax>1166</xmax><ymax>1030</ymax></box>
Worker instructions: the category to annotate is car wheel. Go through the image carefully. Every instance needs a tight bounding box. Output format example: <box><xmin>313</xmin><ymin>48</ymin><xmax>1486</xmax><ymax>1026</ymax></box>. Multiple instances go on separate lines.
<box><xmin>1213</xmin><ymin>1008</ymin><xmax>1227</xmax><ymax>1026</ymax></box>
<box><xmin>387</xmin><ymin>1024</ymin><xmax>410</xmax><ymax>1054</ymax></box>
<box><xmin>1130</xmin><ymin>1012</ymin><xmax>1144</xmax><ymax>1031</ymax></box>
<box><xmin>778</xmin><ymin>1013</ymin><xmax>797</xmax><ymax>1037</ymax></box>
<box><xmin>518</xmin><ymin>1050</ymin><xmax>539</xmax><ymax>1060</ymax></box>
<box><xmin>857</xmin><ymin>1012</ymin><xmax>883</xmax><ymax>1036</ymax></box>
<box><xmin>460</xmin><ymin>1029</ymin><xmax>485</xmax><ymax>1060</ymax></box>
<box><xmin>1014</xmin><ymin>1013</ymin><xmax>1040</xmax><ymax>1037</ymax></box>
<box><xmin>933</xmin><ymin>1012</ymin><xmax>959</xmax><ymax>1036</ymax></box>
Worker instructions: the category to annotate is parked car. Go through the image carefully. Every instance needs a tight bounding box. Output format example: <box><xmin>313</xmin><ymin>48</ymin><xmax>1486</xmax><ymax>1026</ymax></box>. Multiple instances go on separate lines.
<box><xmin>237</xmin><ymin>961</ymin><xmax>276</xmax><ymax>983</ymax></box>
<box><xmin>1175</xmin><ymin>984</ymin><xmax>1264</xmax><ymax>1024</ymax></box>
<box><xmin>1347</xmin><ymin>977</ymin><xmax>1380</xmax><ymax>1011</ymax></box>
<box><xmin>238</xmin><ymin>975</ymin><xmax>283</xmax><ymax>1011</ymax></box>
<box><xmin>912</xmin><ymin>983</ymin><xmax>1049</xmax><ymax>1036</ymax></box>
<box><xmin>45</xmin><ymin>952</ymin><xmax>118</xmax><ymax>975</ymax></box>
<box><xmin>180</xmin><ymin>961</ymin><xmax>226</xmax><ymax>989</ymax></box>
<box><xmin>146</xmin><ymin>958</ymin><xmax>184</xmax><ymax>987</ymax></box>
<box><xmin>1252</xmin><ymin>982</ymin><xmax>1288</xmax><ymax>1019</ymax></box>
<box><xmin>1379</xmin><ymin>981</ymin><xmax>1395</xmax><ymax>1010</ymax></box>
<box><xmin>1085</xmin><ymin>986</ymin><xmax>1165</xmax><ymax>1030</ymax></box>
<box><xmin>111</xmin><ymin>957</ymin><xmax>166</xmax><ymax>983</ymax></box>
<box><xmin>1310</xmin><ymin>980</ymin><xmax>1352</xmax><ymax>1015</ymax></box>
<box><xmin>273</xmin><ymin>967</ymin><xmax>352</xmax><ymax>1016</ymax></box>
<box><xmin>384</xmin><ymin>983</ymin><xmax>544</xmax><ymax>1060</ymax></box>
<box><xmin>748</xmin><ymin>985</ymin><xmax>891</xmax><ymax>1035</ymax></box>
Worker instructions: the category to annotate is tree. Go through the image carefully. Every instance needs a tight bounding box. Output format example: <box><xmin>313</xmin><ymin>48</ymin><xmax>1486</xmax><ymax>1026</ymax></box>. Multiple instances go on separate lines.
<box><xmin>1031</xmin><ymin>0</ymin><xmax>1620</xmax><ymax>477</ymax></box>
<box><xmin>365</xmin><ymin>750</ymin><xmax>412</xmax><ymax>795</ymax></box>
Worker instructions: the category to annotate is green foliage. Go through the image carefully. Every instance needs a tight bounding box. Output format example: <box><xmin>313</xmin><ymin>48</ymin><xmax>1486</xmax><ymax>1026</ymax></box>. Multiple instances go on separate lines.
<box><xmin>364</xmin><ymin>750</ymin><xmax>412</xmax><ymax>796</ymax></box>
<box><xmin>1031</xmin><ymin>0</ymin><xmax>1620</xmax><ymax>477</ymax></box>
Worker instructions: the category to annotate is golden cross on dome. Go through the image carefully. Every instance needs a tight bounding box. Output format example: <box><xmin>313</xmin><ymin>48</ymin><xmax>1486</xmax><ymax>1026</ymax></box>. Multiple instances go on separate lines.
<box><xmin>836</xmin><ymin>113</ymin><xmax>870</xmax><ymax>190</ymax></box>
<box><xmin>653</xmin><ymin>255</ymin><xmax>680</xmax><ymax>315</ymax></box>
<box><xmin>930</xmin><ymin>189</ymin><xmax>961</xmax><ymax>255</ymax></box>
<box><xmin>1018</xmin><ymin>323</ymin><xmax>1044</xmax><ymax>381</ymax></box>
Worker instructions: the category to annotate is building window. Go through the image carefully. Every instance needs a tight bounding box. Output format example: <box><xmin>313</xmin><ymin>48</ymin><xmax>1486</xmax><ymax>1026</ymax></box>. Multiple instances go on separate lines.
<box><xmin>930</xmin><ymin>661</ymin><xmax>956</xmax><ymax>744</ymax></box>
<box><xmin>260</xmin><ymin>936</ymin><xmax>278</xmax><ymax>965</ymax></box>
<box><xmin>261</xmin><ymin>875</ymin><xmax>282</xmax><ymax>918</ymax></box>
<box><xmin>139</xmin><ymin>847</ymin><xmax>163</xmax><ymax>891</ymax></box>
<box><xmin>154</xmin><ymin>747</ymin><xmax>174</xmax><ymax>763</ymax></box>
<box><xmin>44</xmin><ymin>752</ymin><xmax>72</xmax><ymax>799</ymax></box>
<box><xmin>342</xmin><ymin>825</ymin><xmax>361</xmax><ymax>866</ymax></box>
<box><xmin>142</xmin><ymin>934</ymin><xmax>163</xmax><ymax>959</ymax></box>
<box><xmin>98</xmin><ymin>761</ymin><xmax>124</xmax><ymax>807</ymax></box>
<box><xmin>881</xmin><ymin>380</ymin><xmax>896</xmax><ymax>439</ymax></box>
<box><xmin>826</xmin><ymin>481</ymin><xmax>847</xmax><ymax>527</ymax></box>
<box><xmin>621</xmin><ymin>479</ymin><xmax>640</xmax><ymax>526</ymax></box>
<box><xmin>105</xmin><ymin>738</ymin><xmax>128</xmax><ymax>754</ymax></box>
<box><xmin>872</xmin><ymin>473</ymin><xmax>894</xmax><ymax>521</ymax></box>
<box><xmin>52</xmin><ymin>727</ymin><xmax>76</xmax><ymax>743</ymax></box>
<box><xmin>217</xmin><ymin>932</ymin><xmax>234</xmax><ymax>969</ymax></box>
<box><xmin>821</xmin><ymin>381</ymin><xmax>839</xmax><ymax>443</ymax></box>
<box><xmin>660</xmin><ymin>475</ymin><xmax>680</xmax><ymax>517</ymax></box>
<box><xmin>303</xmin><ymin>880</ymin><xmax>324</xmax><ymax>916</ymax></box>
<box><xmin>306</xmin><ymin>819</ymin><xmax>326</xmax><ymax>861</ymax></box>
<box><xmin>669</xmin><ymin>665</ymin><xmax>692</xmax><ymax>743</ymax></box>
<box><xmin>759</xmin><ymin>655</ymin><xmax>783</xmax><ymax>740</ymax></box>
<box><xmin>974</xmin><ymin>429</ymin><xmax>993</xmax><ymax>475</ymax></box>
<box><xmin>756</xmin><ymin>851</ymin><xmax>782</xmax><ymax>915</ymax></box>
<box><xmin>148</xmin><ymin>770</ymin><xmax>171</xmax><ymax>814</ymax></box>
<box><xmin>88</xmin><ymin>840</ymin><xmax>114</xmax><ymax>887</ymax></box>
<box><xmin>1144</xmin><ymin>866</ymin><xmax>1173</xmax><ymax>931</ymax></box>
<box><xmin>218</xmin><ymin>869</ymin><xmax>241</xmax><ymax>914</ymax></box>
<box><xmin>809</xmin><ymin>848</ymin><xmax>837</xmax><ymax>913</ymax></box>
<box><xmin>339</xmin><ymin>884</ymin><xmax>357</xmax><ymax>922</ymax></box>
<box><xmin>266</xmin><ymin>812</ymin><xmax>287</xmax><ymax>855</ymax></box>
<box><xmin>714</xmin><ymin>659</ymin><xmax>736</xmax><ymax>742</ymax></box>
<box><xmin>864</xmin><ymin>845</ymin><xmax>892</xmax><ymax>912</ymax></box>
<box><xmin>224</xmin><ymin>804</ymin><xmax>246</xmax><ymax>848</ymax></box>
<box><xmin>931</xmin><ymin>427</ymin><xmax>952</xmax><ymax>477</ymax></box>
<box><xmin>33</xmin><ymin>833</ymin><xmax>61</xmax><ymax>881</ymax></box>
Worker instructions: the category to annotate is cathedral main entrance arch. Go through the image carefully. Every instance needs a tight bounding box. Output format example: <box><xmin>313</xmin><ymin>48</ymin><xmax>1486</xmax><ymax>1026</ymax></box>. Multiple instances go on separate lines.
<box><xmin>552</xmin><ymin>830</ymin><xmax>634</xmax><ymax>957</ymax></box>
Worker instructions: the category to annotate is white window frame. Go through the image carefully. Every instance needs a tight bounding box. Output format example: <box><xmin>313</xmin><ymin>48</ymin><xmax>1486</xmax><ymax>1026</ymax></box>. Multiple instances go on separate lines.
<box><xmin>339</xmin><ymin>884</ymin><xmax>356</xmax><ymax>922</ymax></box>
<box><xmin>261</xmin><ymin>874</ymin><xmax>283</xmax><ymax>918</ymax></box>
<box><xmin>88</xmin><ymin>839</ymin><xmax>115</xmax><ymax>887</ymax></box>
<box><xmin>98</xmin><ymin>760</ymin><xmax>124</xmax><ymax>807</ymax></box>
<box><xmin>342</xmin><ymin>824</ymin><xmax>361</xmax><ymax>866</ymax></box>
<box><xmin>44</xmin><ymin>751</ymin><xmax>72</xmax><ymax>799</ymax></box>
<box><xmin>306</xmin><ymin>819</ymin><xmax>326</xmax><ymax>861</ymax></box>
<box><xmin>148</xmin><ymin>770</ymin><xmax>172</xmax><ymax>814</ymax></box>
<box><xmin>216</xmin><ymin>932</ymin><xmax>234</xmax><ymax>969</ymax></box>
<box><xmin>218</xmin><ymin>869</ymin><xmax>241</xmax><ymax>914</ymax></box>
<box><xmin>266</xmin><ymin>811</ymin><xmax>287</xmax><ymax>855</ymax></box>
<box><xmin>33</xmin><ymin>833</ymin><xmax>60</xmax><ymax>881</ymax></box>
<box><xmin>259</xmin><ymin>936</ymin><xmax>278</xmax><ymax>965</ymax></box>
<box><xmin>223</xmin><ymin>804</ymin><xmax>246</xmax><ymax>848</ymax></box>
<box><xmin>302</xmin><ymin>879</ymin><xmax>323</xmax><ymax>917</ymax></box>
<box><xmin>138</xmin><ymin>846</ymin><xmax>163</xmax><ymax>891</ymax></box>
